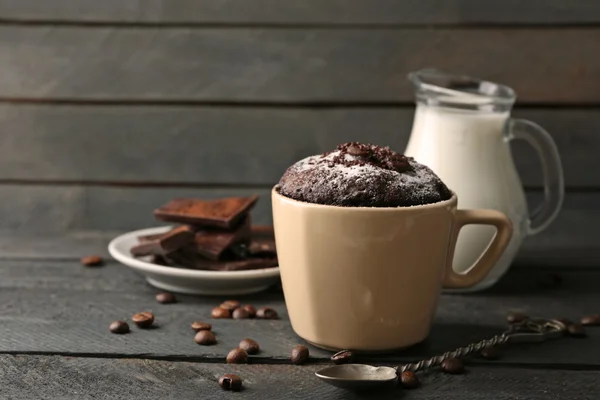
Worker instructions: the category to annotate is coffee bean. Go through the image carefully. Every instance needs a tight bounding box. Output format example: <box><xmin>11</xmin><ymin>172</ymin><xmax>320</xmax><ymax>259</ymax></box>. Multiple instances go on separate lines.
<box><xmin>226</xmin><ymin>348</ymin><xmax>249</xmax><ymax>364</ymax></box>
<box><xmin>219</xmin><ymin>374</ymin><xmax>242</xmax><ymax>391</ymax></box>
<box><xmin>190</xmin><ymin>321</ymin><xmax>212</xmax><ymax>332</ymax></box>
<box><xmin>132</xmin><ymin>312</ymin><xmax>154</xmax><ymax>329</ymax></box>
<box><xmin>440</xmin><ymin>358</ymin><xmax>464</xmax><ymax>374</ymax></box>
<box><xmin>81</xmin><ymin>255</ymin><xmax>103</xmax><ymax>267</ymax></box>
<box><xmin>399</xmin><ymin>371</ymin><xmax>420</xmax><ymax>389</ymax></box>
<box><xmin>220</xmin><ymin>300</ymin><xmax>241</xmax><ymax>311</ymax></box>
<box><xmin>242</xmin><ymin>305</ymin><xmax>256</xmax><ymax>318</ymax></box>
<box><xmin>109</xmin><ymin>320</ymin><xmax>130</xmax><ymax>334</ymax></box>
<box><xmin>232</xmin><ymin>308</ymin><xmax>251</xmax><ymax>319</ymax></box>
<box><xmin>239</xmin><ymin>338</ymin><xmax>260</xmax><ymax>355</ymax></box>
<box><xmin>194</xmin><ymin>330</ymin><xmax>217</xmax><ymax>345</ymax></box>
<box><xmin>331</xmin><ymin>350</ymin><xmax>354</xmax><ymax>365</ymax></box>
<box><xmin>506</xmin><ymin>311</ymin><xmax>528</xmax><ymax>324</ymax></box>
<box><xmin>256</xmin><ymin>307</ymin><xmax>278</xmax><ymax>320</ymax></box>
<box><xmin>567</xmin><ymin>323</ymin><xmax>587</xmax><ymax>338</ymax></box>
<box><xmin>212</xmin><ymin>307</ymin><xmax>232</xmax><ymax>319</ymax></box>
<box><xmin>291</xmin><ymin>345</ymin><xmax>309</xmax><ymax>365</ymax></box>
<box><xmin>155</xmin><ymin>292</ymin><xmax>176</xmax><ymax>304</ymax></box>
<box><xmin>479</xmin><ymin>347</ymin><xmax>501</xmax><ymax>360</ymax></box>
<box><xmin>581</xmin><ymin>315</ymin><xmax>600</xmax><ymax>326</ymax></box>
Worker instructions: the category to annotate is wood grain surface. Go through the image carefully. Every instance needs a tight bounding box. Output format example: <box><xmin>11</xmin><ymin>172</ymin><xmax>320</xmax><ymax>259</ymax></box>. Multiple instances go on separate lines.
<box><xmin>0</xmin><ymin>186</ymin><xmax>596</xmax><ymax>266</ymax></box>
<box><xmin>0</xmin><ymin>231</ymin><xmax>115</xmax><ymax>260</ymax></box>
<box><xmin>0</xmin><ymin>104</ymin><xmax>594</xmax><ymax>188</ymax></box>
<box><xmin>1</xmin><ymin>355</ymin><xmax>598</xmax><ymax>400</ymax></box>
<box><xmin>0</xmin><ymin>259</ymin><xmax>599</xmax><ymax>368</ymax></box>
<box><xmin>0</xmin><ymin>26</ymin><xmax>598</xmax><ymax>103</ymax></box>
<box><xmin>0</xmin><ymin>0</ymin><xmax>598</xmax><ymax>25</ymax></box>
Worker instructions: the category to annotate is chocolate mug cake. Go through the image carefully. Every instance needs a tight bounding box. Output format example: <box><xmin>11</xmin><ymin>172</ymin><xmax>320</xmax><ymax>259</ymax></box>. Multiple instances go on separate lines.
<box><xmin>271</xmin><ymin>142</ymin><xmax>513</xmax><ymax>352</ymax></box>
<box><xmin>276</xmin><ymin>142</ymin><xmax>452</xmax><ymax>207</ymax></box>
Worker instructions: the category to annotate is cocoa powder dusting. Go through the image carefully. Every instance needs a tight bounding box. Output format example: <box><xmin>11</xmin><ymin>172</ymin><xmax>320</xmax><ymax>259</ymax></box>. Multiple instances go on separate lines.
<box><xmin>276</xmin><ymin>142</ymin><xmax>452</xmax><ymax>208</ymax></box>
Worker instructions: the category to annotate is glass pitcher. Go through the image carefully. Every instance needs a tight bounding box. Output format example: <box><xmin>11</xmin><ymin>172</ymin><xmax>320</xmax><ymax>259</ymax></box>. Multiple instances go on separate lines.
<box><xmin>404</xmin><ymin>69</ymin><xmax>564</xmax><ymax>292</ymax></box>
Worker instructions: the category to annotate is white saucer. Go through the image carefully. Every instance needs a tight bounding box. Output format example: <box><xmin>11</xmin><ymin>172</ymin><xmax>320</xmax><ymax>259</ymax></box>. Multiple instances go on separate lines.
<box><xmin>108</xmin><ymin>227</ymin><xmax>280</xmax><ymax>296</ymax></box>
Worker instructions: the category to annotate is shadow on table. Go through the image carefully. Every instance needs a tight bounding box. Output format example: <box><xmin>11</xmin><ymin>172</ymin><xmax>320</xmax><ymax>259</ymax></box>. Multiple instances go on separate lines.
<box><xmin>356</xmin><ymin>322</ymin><xmax>502</xmax><ymax>364</ymax></box>
<box><xmin>463</xmin><ymin>266</ymin><xmax>598</xmax><ymax>298</ymax></box>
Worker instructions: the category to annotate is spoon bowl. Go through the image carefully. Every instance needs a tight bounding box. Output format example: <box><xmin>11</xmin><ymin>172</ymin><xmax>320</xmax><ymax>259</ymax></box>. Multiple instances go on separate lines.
<box><xmin>315</xmin><ymin>364</ymin><xmax>397</xmax><ymax>390</ymax></box>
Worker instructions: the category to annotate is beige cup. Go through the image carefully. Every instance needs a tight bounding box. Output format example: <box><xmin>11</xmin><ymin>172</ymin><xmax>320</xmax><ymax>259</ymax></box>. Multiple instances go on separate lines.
<box><xmin>272</xmin><ymin>188</ymin><xmax>513</xmax><ymax>352</ymax></box>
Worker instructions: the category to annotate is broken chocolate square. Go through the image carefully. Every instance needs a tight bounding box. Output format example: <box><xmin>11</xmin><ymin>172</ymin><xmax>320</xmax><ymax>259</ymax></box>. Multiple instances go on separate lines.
<box><xmin>248</xmin><ymin>225</ymin><xmax>276</xmax><ymax>256</ymax></box>
<box><xmin>248</xmin><ymin>237</ymin><xmax>277</xmax><ymax>257</ymax></box>
<box><xmin>251</xmin><ymin>225</ymin><xmax>274</xmax><ymax>237</ymax></box>
<box><xmin>228</xmin><ymin>225</ymin><xmax>276</xmax><ymax>258</ymax></box>
<box><xmin>150</xmin><ymin>254</ymin><xmax>170</xmax><ymax>266</ymax></box>
<box><xmin>190</xmin><ymin>216</ymin><xmax>252</xmax><ymax>260</ymax></box>
<box><xmin>168</xmin><ymin>249</ymin><xmax>277</xmax><ymax>272</ymax></box>
<box><xmin>130</xmin><ymin>225</ymin><xmax>195</xmax><ymax>257</ymax></box>
<box><xmin>137</xmin><ymin>233</ymin><xmax>167</xmax><ymax>244</ymax></box>
<box><xmin>153</xmin><ymin>196</ymin><xmax>259</xmax><ymax>229</ymax></box>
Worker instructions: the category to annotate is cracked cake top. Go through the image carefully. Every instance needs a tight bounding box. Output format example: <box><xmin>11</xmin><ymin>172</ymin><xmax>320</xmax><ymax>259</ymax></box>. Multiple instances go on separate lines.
<box><xmin>276</xmin><ymin>142</ymin><xmax>452</xmax><ymax>207</ymax></box>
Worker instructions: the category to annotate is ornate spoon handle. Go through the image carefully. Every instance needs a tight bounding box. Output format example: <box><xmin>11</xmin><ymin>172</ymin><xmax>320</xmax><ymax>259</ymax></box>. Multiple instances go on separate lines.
<box><xmin>397</xmin><ymin>333</ymin><xmax>509</xmax><ymax>373</ymax></box>
<box><xmin>395</xmin><ymin>318</ymin><xmax>566</xmax><ymax>374</ymax></box>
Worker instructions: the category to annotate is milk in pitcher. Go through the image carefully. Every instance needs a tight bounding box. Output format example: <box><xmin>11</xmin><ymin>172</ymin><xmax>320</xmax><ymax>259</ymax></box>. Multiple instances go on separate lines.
<box><xmin>404</xmin><ymin>70</ymin><xmax>563</xmax><ymax>292</ymax></box>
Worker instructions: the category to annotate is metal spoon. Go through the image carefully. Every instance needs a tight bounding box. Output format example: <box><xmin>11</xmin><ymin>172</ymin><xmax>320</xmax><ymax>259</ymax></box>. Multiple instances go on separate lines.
<box><xmin>315</xmin><ymin>318</ymin><xmax>565</xmax><ymax>391</ymax></box>
<box><xmin>315</xmin><ymin>364</ymin><xmax>397</xmax><ymax>390</ymax></box>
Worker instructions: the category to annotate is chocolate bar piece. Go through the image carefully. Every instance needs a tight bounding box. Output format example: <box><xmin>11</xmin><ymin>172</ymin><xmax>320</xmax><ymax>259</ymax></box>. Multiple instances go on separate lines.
<box><xmin>248</xmin><ymin>225</ymin><xmax>276</xmax><ymax>256</ymax></box>
<box><xmin>227</xmin><ymin>225</ymin><xmax>276</xmax><ymax>258</ymax></box>
<box><xmin>229</xmin><ymin>238</ymin><xmax>277</xmax><ymax>259</ymax></box>
<box><xmin>248</xmin><ymin>237</ymin><xmax>276</xmax><ymax>256</ymax></box>
<box><xmin>131</xmin><ymin>225</ymin><xmax>195</xmax><ymax>257</ymax></box>
<box><xmin>150</xmin><ymin>254</ymin><xmax>170</xmax><ymax>266</ymax></box>
<box><xmin>137</xmin><ymin>233</ymin><xmax>166</xmax><ymax>244</ymax></box>
<box><xmin>228</xmin><ymin>225</ymin><xmax>276</xmax><ymax>258</ymax></box>
<box><xmin>251</xmin><ymin>225</ymin><xmax>274</xmax><ymax>236</ymax></box>
<box><xmin>168</xmin><ymin>250</ymin><xmax>277</xmax><ymax>272</ymax></box>
<box><xmin>191</xmin><ymin>216</ymin><xmax>252</xmax><ymax>260</ymax></box>
<box><xmin>153</xmin><ymin>196</ymin><xmax>259</xmax><ymax>229</ymax></box>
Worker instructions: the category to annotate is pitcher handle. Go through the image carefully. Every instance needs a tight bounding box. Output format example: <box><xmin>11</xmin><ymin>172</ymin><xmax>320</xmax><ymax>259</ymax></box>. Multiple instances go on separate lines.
<box><xmin>507</xmin><ymin>119</ymin><xmax>565</xmax><ymax>236</ymax></box>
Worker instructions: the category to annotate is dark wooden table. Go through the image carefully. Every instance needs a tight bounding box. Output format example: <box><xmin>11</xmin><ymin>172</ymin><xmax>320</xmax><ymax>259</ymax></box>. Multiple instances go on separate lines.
<box><xmin>1</xmin><ymin>236</ymin><xmax>599</xmax><ymax>399</ymax></box>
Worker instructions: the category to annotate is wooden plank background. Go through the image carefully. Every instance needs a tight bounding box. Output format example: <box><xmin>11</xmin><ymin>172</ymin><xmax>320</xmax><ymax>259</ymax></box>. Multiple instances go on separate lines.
<box><xmin>0</xmin><ymin>105</ymin><xmax>595</xmax><ymax>187</ymax></box>
<box><xmin>0</xmin><ymin>27</ymin><xmax>598</xmax><ymax>103</ymax></box>
<box><xmin>0</xmin><ymin>0</ymin><xmax>598</xmax><ymax>266</ymax></box>
<box><xmin>0</xmin><ymin>0</ymin><xmax>599</xmax><ymax>25</ymax></box>
<box><xmin>0</xmin><ymin>188</ymin><xmax>595</xmax><ymax>267</ymax></box>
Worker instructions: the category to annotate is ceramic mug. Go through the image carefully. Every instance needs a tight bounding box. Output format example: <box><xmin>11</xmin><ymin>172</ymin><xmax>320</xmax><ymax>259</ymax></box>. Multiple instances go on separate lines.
<box><xmin>272</xmin><ymin>188</ymin><xmax>513</xmax><ymax>352</ymax></box>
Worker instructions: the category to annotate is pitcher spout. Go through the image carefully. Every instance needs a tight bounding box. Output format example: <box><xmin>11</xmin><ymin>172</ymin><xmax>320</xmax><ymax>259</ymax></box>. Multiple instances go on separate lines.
<box><xmin>408</xmin><ymin>69</ymin><xmax>516</xmax><ymax>112</ymax></box>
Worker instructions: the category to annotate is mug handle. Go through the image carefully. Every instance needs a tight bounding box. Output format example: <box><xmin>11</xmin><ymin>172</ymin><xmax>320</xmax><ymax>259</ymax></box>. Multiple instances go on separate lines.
<box><xmin>443</xmin><ymin>209</ymin><xmax>513</xmax><ymax>289</ymax></box>
<box><xmin>507</xmin><ymin>119</ymin><xmax>565</xmax><ymax>236</ymax></box>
